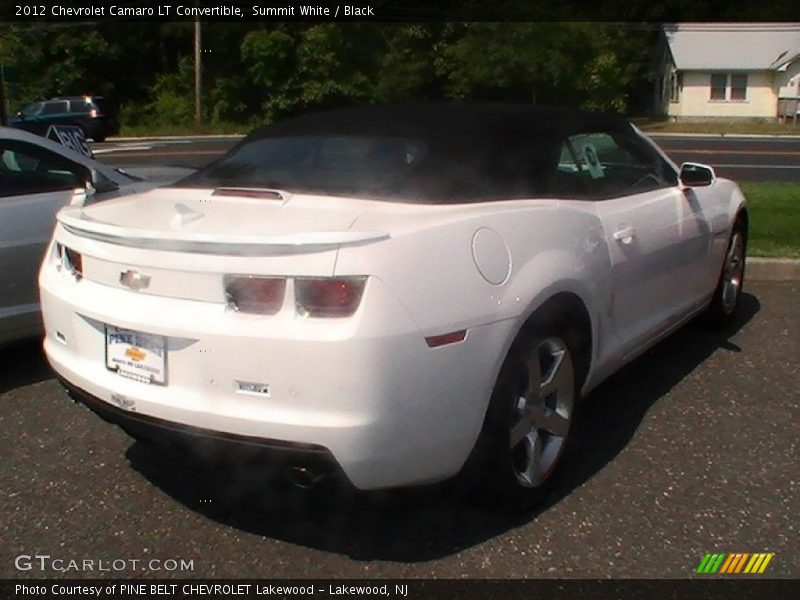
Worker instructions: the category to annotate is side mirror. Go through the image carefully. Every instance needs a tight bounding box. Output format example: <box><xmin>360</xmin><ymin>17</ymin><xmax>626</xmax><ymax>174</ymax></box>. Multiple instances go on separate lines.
<box><xmin>680</xmin><ymin>162</ymin><xmax>716</xmax><ymax>188</ymax></box>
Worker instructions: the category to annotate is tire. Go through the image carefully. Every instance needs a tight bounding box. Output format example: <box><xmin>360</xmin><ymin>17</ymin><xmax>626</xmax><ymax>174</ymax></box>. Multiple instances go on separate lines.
<box><xmin>705</xmin><ymin>217</ymin><xmax>747</xmax><ymax>327</ymax></box>
<box><xmin>462</xmin><ymin>308</ymin><xmax>585</xmax><ymax>511</ymax></box>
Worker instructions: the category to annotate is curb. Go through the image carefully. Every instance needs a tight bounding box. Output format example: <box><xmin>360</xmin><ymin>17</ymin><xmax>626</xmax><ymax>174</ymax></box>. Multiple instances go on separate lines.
<box><xmin>747</xmin><ymin>258</ymin><xmax>800</xmax><ymax>282</ymax></box>
<box><xmin>645</xmin><ymin>132</ymin><xmax>800</xmax><ymax>140</ymax></box>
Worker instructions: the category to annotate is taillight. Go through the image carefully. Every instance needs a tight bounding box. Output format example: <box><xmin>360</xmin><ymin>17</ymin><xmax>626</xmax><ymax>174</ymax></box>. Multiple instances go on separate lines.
<box><xmin>295</xmin><ymin>277</ymin><xmax>366</xmax><ymax>318</ymax></box>
<box><xmin>224</xmin><ymin>276</ymin><xmax>286</xmax><ymax>315</ymax></box>
<box><xmin>63</xmin><ymin>246</ymin><xmax>83</xmax><ymax>277</ymax></box>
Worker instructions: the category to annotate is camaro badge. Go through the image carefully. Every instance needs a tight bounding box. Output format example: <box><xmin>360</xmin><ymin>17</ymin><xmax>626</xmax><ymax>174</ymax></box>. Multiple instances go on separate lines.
<box><xmin>120</xmin><ymin>269</ymin><xmax>151</xmax><ymax>290</ymax></box>
<box><xmin>125</xmin><ymin>347</ymin><xmax>147</xmax><ymax>362</ymax></box>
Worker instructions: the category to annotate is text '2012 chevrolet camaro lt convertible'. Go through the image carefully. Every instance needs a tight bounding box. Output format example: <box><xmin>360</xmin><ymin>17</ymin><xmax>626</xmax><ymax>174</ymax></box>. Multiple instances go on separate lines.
<box><xmin>39</xmin><ymin>104</ymin><xmax>747</xmax><ymax>508</ymax></box>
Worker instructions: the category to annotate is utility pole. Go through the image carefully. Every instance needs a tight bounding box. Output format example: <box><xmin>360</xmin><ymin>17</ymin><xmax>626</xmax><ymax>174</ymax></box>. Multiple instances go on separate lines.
<box><xmin>194</xmin><ymin>19</ymin><xmax>202</xmax><ymax>124</ymax></box>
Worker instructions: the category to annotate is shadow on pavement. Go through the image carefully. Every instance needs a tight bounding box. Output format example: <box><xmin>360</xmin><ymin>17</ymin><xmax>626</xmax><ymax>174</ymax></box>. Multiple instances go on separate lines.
<box><xmin>127</xmin><ymin>293</ymin><xmax>760</xmax><ymax>562</ymax></box>
<box><xmin>0</xmin><ymin>337</ymin><xmax>53</xmax><ymax>395</ymax></box>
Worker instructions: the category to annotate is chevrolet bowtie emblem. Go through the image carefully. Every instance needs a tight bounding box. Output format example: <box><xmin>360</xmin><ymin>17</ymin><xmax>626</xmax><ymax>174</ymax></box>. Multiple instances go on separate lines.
<box><xmin>125</xmin><ymin>347</ymin><xmax>147</xmax><ymax>362</ymax></box>
<box><xmin>120</xmin><ymin>269</ymin><xmax>151</xmax><ymax>290</ymax></box>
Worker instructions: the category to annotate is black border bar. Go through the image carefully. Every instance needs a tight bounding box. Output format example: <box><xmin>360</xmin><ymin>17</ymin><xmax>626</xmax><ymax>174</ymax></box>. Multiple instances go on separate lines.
<box><xmin>3</xmin><ymin>579</ymin><xmax>800</xmax><ymax>600</ymax></box>
<box><xmin>2</xmin><ymin>0</ymin><xmax>799</xmax><ymax>22</ymax></box>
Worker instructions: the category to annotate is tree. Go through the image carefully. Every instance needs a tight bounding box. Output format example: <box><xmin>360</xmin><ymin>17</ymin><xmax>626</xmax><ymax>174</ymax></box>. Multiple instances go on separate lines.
<box><xmin>376</xmin><ymin>24</ymin><xmax>441</xmax><ymax>102</ymax></box>
<box><xmin>434</xmin><ymin>23</ymin><xmax>640</xmax><ymax>112</ymax></box>
<box><xmin>0</xmin><ymin>21</ymin><xmax>673</xmax><ymax>130</ymax></box>
<box><xmin>0</xmin><ymin>25</ymin><xmax>22</xmax><ymax>123</ymax></box>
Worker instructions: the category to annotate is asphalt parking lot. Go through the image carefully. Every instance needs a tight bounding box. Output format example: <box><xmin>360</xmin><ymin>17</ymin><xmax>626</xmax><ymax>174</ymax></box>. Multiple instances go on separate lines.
<box><xmin>1</xmin><ymin>281</ymin><xmax>797</xmax><ymax>579</ymax></box>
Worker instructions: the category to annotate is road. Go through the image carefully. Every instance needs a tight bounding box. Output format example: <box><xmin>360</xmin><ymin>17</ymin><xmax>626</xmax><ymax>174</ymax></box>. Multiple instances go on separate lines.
<box><xmin>1</xmin><ymin>281</ymin><xmax>797</xmax><ymax>578</ymax></box>
<box><xmin>94</xmin><ymin>137</ymin><xmax>236</xmax><ymax>171</ymax></box>
<box><xmin>653</xmin><ymin>136</ymin><xmax>800</xmax><ymax>183</ymax></box>
<box><xmin>92</xmin><ymin>135</ymin><xmax>800</xmax><ymax>184</ymax></box>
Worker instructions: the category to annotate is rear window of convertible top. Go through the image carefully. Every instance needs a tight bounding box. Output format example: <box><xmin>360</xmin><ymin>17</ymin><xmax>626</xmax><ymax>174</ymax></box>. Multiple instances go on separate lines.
<box><xmin>175</xmin><ymin>134</ymin><xmax>562</xmax><ymax>204</ymax></box>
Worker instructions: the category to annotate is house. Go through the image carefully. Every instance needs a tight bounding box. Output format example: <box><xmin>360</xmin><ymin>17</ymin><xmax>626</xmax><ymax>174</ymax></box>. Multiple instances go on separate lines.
<box><xmin>655</xmin><ymin>23</ymin><xmax>800</xmax><ymax>120</ymax></box>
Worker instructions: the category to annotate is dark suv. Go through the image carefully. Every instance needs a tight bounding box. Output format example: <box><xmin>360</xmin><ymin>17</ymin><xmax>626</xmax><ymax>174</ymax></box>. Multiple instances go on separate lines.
<box><xmin>9</xmin><ymin>96</ymin><xmax>119</xmax><ymax>142</ymax></box>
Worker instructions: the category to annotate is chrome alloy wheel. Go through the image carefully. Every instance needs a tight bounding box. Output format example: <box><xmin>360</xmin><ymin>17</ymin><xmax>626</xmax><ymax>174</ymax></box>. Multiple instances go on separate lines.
<box><xmin>721</xmin><ymin>231</ymin><xmax>745</xmax><ymax>315</ymax></box>
<box><xmin>509</xmin><ymin>337</ymin><xmax>575</xmax><ymax>488</ymax></box>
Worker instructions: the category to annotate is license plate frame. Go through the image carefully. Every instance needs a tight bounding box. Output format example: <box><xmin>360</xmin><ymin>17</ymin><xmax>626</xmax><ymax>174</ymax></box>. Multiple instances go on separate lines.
<box><xmin>105</xmin><ymin>325</ymin><xmax>167</xmax><ymax>385</ymax></box>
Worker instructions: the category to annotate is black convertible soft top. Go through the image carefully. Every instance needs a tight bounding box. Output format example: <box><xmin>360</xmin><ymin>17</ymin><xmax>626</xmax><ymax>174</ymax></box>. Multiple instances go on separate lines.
<box><xmin>248</xmin><ymin>103</ymin><xmax>633</xmax><ymax>143</ymax></box>
<box><xmin>179</xmin><ymin>103</ymin><xmax>647</xmax><ymax>203</ymax></box>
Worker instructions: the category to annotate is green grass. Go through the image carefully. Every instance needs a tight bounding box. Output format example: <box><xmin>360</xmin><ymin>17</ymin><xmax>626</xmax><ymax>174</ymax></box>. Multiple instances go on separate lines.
<box><xmin>636</xmin><ymin>119</ymin><xmax>800</xmax><ymax>136</ymax></box>
<box><xmin>740</xmin><ymin>183</ymin><xmax>800</xmax><ymax>258</ymax></box>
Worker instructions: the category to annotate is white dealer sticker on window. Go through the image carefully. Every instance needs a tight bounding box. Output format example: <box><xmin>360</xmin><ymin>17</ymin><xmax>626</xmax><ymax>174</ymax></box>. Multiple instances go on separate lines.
<box><xmin>581</xmin><ymin>142</ymin><xmax>605</xmax><ymax>179</ymax></box>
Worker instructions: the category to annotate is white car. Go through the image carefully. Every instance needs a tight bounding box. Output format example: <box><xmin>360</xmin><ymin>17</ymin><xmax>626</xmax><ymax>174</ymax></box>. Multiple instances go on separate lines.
<box><xmin>0</xmin><ymin>126</ymin><xmax>150</xmax><ymax>344</ymax></box>
<box><xmin>39</xmin><ymin>105</ymin><xmax>747</xmax><ymax>507</ymax></box>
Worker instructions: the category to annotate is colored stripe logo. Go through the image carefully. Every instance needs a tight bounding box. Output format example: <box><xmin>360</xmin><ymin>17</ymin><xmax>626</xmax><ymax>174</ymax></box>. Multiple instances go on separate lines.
<box><xmin>696</xmin><ymin>553</ymin><xmax>774</xmax><ymax>574</ymax></box>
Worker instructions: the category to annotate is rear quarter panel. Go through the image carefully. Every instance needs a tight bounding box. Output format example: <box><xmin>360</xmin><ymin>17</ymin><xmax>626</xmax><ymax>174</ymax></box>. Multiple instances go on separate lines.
<box><xmin>335</xmin><ymin>199</ymin><xmax>616</xmax><ymax>391</ymax></box>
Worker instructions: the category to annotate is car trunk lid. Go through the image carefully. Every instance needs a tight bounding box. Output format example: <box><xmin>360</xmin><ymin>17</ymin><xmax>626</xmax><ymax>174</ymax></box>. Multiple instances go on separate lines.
<box><xmin>58</xmin><ymin>188</ymin><xmax>390</xmax><ymax>256</ymax></box>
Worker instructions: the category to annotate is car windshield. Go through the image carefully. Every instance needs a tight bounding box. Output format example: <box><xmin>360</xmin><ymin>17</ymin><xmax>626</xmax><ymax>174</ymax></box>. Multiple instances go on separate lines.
<box><xmin>19</xmin><ymin>103</ymin><xmax>42</xmax><ymax>117</ymax></box>
<box><xmin>69</xmin><ymin>99</ymin><xmax>93</xmax><ymax>113</ymax></box>
<box><xmin>176</xmin><ymin>133</ymin><xmax>562</xmax><ymax>203</ymax></box>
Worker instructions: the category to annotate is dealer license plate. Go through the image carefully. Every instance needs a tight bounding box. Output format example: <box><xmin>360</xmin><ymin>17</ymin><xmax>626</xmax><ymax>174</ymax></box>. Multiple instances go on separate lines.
<box><xmin>105</xmin><ymin>325</ymin><xmax>167</xmax><ymax>385</ymax></box>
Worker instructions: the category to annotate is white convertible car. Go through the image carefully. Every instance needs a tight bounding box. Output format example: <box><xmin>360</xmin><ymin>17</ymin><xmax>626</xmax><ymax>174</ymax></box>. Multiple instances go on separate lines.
<box><xmin>39</xmin><ymin>104</ymin><xmax>747</xmax><ymax>506</ymax></box>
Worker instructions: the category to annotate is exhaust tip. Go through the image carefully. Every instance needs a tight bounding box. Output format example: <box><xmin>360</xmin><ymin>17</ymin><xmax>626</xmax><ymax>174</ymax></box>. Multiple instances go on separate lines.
<box><xmin>289</xmin><ymin>465</ymin><xmax>328</xmax><ymax>489</ymax></box>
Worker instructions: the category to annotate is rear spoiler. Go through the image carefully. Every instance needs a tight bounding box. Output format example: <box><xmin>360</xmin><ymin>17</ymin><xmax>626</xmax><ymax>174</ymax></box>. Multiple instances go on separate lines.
<box><xmin>56</xmin><ymin>207</ymin><xmax>390</xmax><ymax>255</ymax></box>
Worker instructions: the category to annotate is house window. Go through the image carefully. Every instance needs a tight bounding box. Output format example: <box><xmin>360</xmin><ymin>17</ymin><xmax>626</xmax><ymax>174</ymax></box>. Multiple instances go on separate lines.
<box><xmin>710</xmin><ymin>73</ymin><xmax>748</xmax><ymax>101</ymax></box>
<box><xmin>669</xmin><ymin>72</ymin><xmax>682</xmax><ymax>102</ymax></box>
<box><xmin>710</xmin><ymin>74</ymin><xmax>727</xmax><ymax>100</ymax></box>
<box><xmin>730</xmin><ymin>74</ymin><xmax>748</xmax><ymax>100</ymax></box>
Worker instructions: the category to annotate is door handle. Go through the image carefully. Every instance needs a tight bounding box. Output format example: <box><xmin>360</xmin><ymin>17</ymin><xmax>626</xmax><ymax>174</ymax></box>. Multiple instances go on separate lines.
<box><xmin>613</xmin><ymin>226</ymin><xmax>636</xmax><ymax>244</ymax></box>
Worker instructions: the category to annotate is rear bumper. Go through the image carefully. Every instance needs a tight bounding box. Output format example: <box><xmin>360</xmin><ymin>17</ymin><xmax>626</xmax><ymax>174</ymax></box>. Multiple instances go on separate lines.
<box><xmin>40</xmin><ymin>262</ymin><xmax>511</xmax><ymax>490</ymax></box>
<box><xmin>58</xmin><ymin>374</ymin><xmax>342</xmax><ymax>476</ymax></box>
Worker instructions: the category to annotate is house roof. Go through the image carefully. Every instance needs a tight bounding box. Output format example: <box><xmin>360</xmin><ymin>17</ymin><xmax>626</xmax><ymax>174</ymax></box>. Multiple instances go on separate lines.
<box><xmin>663</xmin><ymin>23</ymin><xmax>800</xmax><ymax>71</ymax></box>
